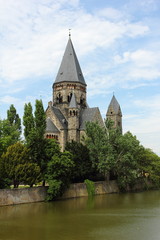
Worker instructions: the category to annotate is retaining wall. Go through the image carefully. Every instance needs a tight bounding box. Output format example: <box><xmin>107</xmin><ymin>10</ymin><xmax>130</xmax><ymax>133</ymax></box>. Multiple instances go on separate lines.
<box><xmin>0</xmin><ymin>180</ymin><xmax>152</xmax><ymax>206</ymax></box>
<box><xmin>0</xmin><ymin>181</ymin><xmax>119</xmax><ymax>206</ymax></box>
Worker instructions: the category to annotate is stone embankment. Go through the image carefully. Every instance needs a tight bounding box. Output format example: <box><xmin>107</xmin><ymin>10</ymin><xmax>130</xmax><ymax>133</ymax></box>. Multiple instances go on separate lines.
<box><xmin>0</xmin><ymin>180</ymin><xmax>152</xmax><ymax>206</ymax></box>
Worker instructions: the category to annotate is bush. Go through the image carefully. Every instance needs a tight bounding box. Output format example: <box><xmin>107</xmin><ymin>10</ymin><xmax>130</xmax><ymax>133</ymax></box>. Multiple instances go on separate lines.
<box><xmin>84</xmin><ymin>179</ymin><xmax>95</xmax><ymax>197</ymax></box>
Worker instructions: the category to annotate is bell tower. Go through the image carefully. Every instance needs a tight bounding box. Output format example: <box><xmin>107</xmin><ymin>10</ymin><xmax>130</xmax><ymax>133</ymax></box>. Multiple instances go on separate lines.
<box><xmin>106</xmin><ymin>95</ymin><xmax>122</xmax><ymax>133</ymax></box>
<box><xmin>52</xmin><ymin>37</ymin><xmax>87</xmax><ymax>119</ymax></box>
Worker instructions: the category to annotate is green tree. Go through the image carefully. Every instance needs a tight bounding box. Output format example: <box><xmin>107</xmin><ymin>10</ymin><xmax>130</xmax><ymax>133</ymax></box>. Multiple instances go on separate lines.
<box><xmin>85</xmin><ymin>121</ymin><xmax>113</xmax><ymax>180</ymax></box>
<box><xmin>0</xmin><ymin>119</ymin><xmax>21</xmax><ymax>156</ymax></box>
<box><xmin>34</xmin><ymin>99</ymin><xmax>46</xmax><ymax>137</ymax></box>
<box><xmin>1</xmin><ymin>142</ymin><xmax>40</xmax><ymax>188</ymax></box>
<box><xmin>7</xmin><ymin>104</ymin><xmax>21</xmax><ymax>135</ymax></box>
<box><xmin>65</xmin><ymin>141</ymin><xmax>95</xmax><ymax>182</ymax></box>
<box><xmin>15</xmin><ymin>163</ymin><xmax>41</xmax><ymax>187</ymax></box>
<box><xmin>23</xmin><ymin>102</ymin><xmax>34</xmax><ymax>140</ymax></box>
<box><xmin>23</xmin><ymin>100</ymin><xmax>47</xmax><ymax>185</ymax></box>
<box><xmin>45</xmin><ymin>151</ymin><xmax>74</xmax><ymax>200</ymax></box>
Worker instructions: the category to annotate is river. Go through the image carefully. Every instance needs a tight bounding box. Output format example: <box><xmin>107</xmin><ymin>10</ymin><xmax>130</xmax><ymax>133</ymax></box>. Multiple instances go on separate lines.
<box><xmin>0</xmin><ymin>190</ymin><xmax>160</xmax><ymax>240</ymax></box>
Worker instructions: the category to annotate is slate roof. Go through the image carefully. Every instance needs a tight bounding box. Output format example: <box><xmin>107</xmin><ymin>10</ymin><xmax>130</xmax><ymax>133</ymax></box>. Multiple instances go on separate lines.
<box><xmin>54</xmin><ymin>38</ymin><xmax>86</xmax><ymax>86</ymax></box>
<box><xmin>69</xmin><ymin>93</ymin><xmax>77</xmax><ymax>108</ymax></box>
<box><xmin>46</xmin><ymin>117</ymin><xmax>60</xmax><ymax>133</ymax></box>
<box><xmin>107</xmin><ymin>95</ymin><xmax>122</xmax><ymax>115</ymax></box>
<box><xmin>79</xmin><ymin>107</ymin><xmax>99</xmax><ymax>130</ymax></box>
<box><xmin>51</xmin><ymin>106</ymin><xmax>68</xmax><ymax>129</ymax></box>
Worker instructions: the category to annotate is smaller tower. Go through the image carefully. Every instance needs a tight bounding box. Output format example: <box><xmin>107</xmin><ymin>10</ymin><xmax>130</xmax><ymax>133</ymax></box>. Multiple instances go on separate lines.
<box><xmin>106</xmin><ymin>95</ymin><xmax>122</xmax><ymax>133</ymax></box>
<box><xmin>68</xmin><ymin>93</ymin><xmax>79</xmax><ymax>142</ymax></box>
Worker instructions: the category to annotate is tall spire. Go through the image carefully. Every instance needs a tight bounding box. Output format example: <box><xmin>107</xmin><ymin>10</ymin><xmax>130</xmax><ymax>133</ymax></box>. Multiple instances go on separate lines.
<box><xmin>53</xmin><ymin>38</ymin><xmax>86</xmax><ymax>86</ymax></box>
<box><xmin>107</xmin><ymin>95</ymin><xmax>122</xmax><ymax>115</ymax></box>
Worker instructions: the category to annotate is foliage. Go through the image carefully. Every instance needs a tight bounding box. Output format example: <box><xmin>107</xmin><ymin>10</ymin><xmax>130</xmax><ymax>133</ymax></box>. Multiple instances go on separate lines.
<box><xmin>84</xmin><ymin>179</ymin><xmax>95</xmax><ymax>197</ymax></box>
<box><xmin>15</xmin><ymin>163</ymin><xmax>41</xmax><ymax>187</ymax></box>
<box><xmin>46</xmin><ymin>180</ymin><xmax>63</xmax><ymax>201</ymax></box>
<box><xmin>65</xmin><ymin>141</ymin><xmax>95</xmax><ymax>182</ymax></box>
<box><xmin>45</xmin><ymin>151</ymin><xmax>74</xmax><ymax>200</ymax></box>
<box><xmin>84</xmin><ymin>121</ymin><xmax>112</xmax><ymax>179</ymax></box>
<box><xmin>34</xmin><ymin>99</ymin><xmax>46</xmax><ymax>137</ymax></box>
<box><xmin>23</xmin><ymin>100</ymin><xmax>47</xmax><ymax>185</ymax></box>
<box><xmin>23</xmin><ymin>102</ymin><xmax>34</xmax><ymax>140</ymax></box>
<box><xmin>7</xmin><ymin>104</ymin><xmax>21</xmax><ymax>134</ymax></box>
<box><xmin>84</xmin><ymin>119</ymin><xmax>160</xmax><ymax>191</ymax></box>
<box><xmin>0</xmin><ymin>119</ymin><xmax>21</xmax><ymax>156</ymax></box>
<box><xmin>1</xmin><ymin>142</ymin><xmax>40</xmax><ymax>188</ymax></box>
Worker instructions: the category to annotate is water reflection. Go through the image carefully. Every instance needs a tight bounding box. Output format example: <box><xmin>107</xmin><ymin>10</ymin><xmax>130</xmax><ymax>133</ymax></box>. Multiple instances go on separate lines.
<box><xmin>0</xmin><ymin>190</ymin><xmax>160</xmax><ymax>240</ymax></box>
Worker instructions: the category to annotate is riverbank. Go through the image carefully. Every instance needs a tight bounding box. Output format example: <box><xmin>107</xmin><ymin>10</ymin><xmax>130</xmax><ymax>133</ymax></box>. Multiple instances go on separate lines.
<box><xmin>0</xmin><ymin>179</ymin><xmax>154</xmax><ymax>206</ymax></box>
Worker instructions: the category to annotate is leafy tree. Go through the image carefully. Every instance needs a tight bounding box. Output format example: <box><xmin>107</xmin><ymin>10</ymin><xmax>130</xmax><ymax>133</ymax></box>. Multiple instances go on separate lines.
<box><xmin>0</xmin><ymin>119</ymin><xmax>20</xmax><ymax>156</ymax></box>
<box><xmin>7</xmin><ymin>104</ymin><xmax>21</xmax><ymax>135</ymax></box>
<box><xmin>85</xmin><ymin>121</ymin><xmax>113</xmax><ymax>180</ymax></box>
<box><xmin>23</xmin><ymin>102</ymin><xmax>34</xmax><ymax>140</ymax></box>
<box><xmin>45</xmin><ymin>151</ymin><xmax>74</xmax><ymax>200</ymax></box>
<box><xmin>15</xmin><ymin>163</ymin><xmax>41</xmax><ymax>187</ymax></box>
<box><xmin>1</xmin><ymin>142</ymin><xmax>40</xmax><ymax>188</ymax></box>
<box><xmin>65</xmin><ymin>141</ymin><xmax>95</xmax><ymax>182</ymax></box>
<box><xmin>138</xmin><ymin>148</ymin><xmax>160</xmax><ymax>186</ymax></box>
<box><xmin>23</xmin><ymin>100</ymin><xmax>47</xmax><ymax>185</ymax></box>
<box><xmin>34</xmin><ymin>99</ymin><xmax>46</xmax><ymax>137</ymax></box>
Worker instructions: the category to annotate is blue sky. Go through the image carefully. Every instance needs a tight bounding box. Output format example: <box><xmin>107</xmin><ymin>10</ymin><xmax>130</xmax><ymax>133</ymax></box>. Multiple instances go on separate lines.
<box><xmin>0</xmin><ymin>0</ymin><xmax>160</xmax><ymax>155</ymax></box>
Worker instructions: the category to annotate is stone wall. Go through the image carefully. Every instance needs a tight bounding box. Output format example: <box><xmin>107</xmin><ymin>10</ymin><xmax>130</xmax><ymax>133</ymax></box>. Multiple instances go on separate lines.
<box><xmin>0</xmin><ymin>187</ymin><xmax>47</xmax><ymax>206</ymax></box>
<box><xmin>0</xmin><ymin>180</ymin><xmax>152</xmax><ymax>206</ymax></box>
<box><xmin>0</xmin><ymin>181</ymin><xmax>119</xmax><ymax>206</ymax></box>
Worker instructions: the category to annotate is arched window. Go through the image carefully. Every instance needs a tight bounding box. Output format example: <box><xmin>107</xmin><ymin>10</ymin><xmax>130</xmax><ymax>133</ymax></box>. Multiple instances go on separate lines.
<box><xmin>56</xmin><ymin>93</ymin><xmax>63</xmax><ymax>103</ymax></box>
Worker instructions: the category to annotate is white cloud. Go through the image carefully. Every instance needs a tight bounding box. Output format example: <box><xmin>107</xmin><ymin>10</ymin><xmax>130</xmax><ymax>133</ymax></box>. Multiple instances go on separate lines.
<box><xmin>0</xmin><ymin>0</ymin><xmax>149</xmax><ymax>86</ymax></box>
<box><xmin>123</xmin><ymin>95</ymin><xmax>160</xmax><ymax>155</ymax></box>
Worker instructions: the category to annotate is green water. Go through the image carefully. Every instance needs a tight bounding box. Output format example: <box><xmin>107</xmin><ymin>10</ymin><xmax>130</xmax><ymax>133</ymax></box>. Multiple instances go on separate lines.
<box><xmin>0</xmin><ymin>191</ymin><xmax>160</xmax><ymax>240</ymax></box>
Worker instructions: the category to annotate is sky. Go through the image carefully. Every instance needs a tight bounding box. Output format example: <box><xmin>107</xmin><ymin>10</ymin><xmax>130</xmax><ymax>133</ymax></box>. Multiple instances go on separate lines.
<box><xmin>0</xmin><ymin>0</ymin><xmax>160</xmax><ymax>155</ymax></box>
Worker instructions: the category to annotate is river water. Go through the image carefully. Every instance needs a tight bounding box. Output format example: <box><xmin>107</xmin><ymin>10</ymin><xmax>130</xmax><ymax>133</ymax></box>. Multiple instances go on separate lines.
<box><xmin>0</xmin><ymin>190</ymin><xmax>160</xmax><ymax>240</ymax></box>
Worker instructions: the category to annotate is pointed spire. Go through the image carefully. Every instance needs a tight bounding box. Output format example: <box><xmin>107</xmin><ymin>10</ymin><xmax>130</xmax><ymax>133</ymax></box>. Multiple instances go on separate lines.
<box><xmin>107</xmin><ymin>95</ymin><xmax>122</xmax><ymax>115</ymax></box>
<box><xmin>54</xmin><ymin>38</ymin><xmax>86</xmax><ymax>86</ymax></box>
<box><xmin>69</xmin><ymin>93</ymin><xmax>77</xmax><ymax>108</ymax></box>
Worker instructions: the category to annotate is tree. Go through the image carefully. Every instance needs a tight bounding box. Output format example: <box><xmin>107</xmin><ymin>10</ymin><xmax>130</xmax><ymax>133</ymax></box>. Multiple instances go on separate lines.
<box><xmin>85</xmin><ymin>121</ymin><xmax>113</xmax><ymax>180</ymax></box>
<box><xmin>15</xmin><ymin>163</ymin><xmax>41</xmax><ymax>187</ymax></box>
<box><xmin>65</xmin><ymin>141</ymin><xmax>95</xmax><ymax>182</ymax></box>
<box><xmin>45</xmin><ymin>151</ymin><xmax>74</xmax><ymax>200</ymax></box>
<box><xmin>7</xmin><ymin>104</ymin><xmax>21</xmax><ymax>135</ymax></box>
<box><xmin>23</xmin><ymin>102</ymin><xmax>34</xmax><ymax>140</ymax></box>
<box><xmin>34</xmin><ymin>99</ymin><xmax>46</xmax><ymax>137</ymax></box>
<box><xmin>1</xmin><ymin>142</ymin><xmax>40</xmax><ymax>188</ymax></box>
<box><xmin>23</xmin><ymin>100</ymin><xmax>47</xmax><ymax>185</ymax></box>
<box><xmin>0</xmin><ymin>119</ymin><xmax>20</xmax><ymax>156</ymax></box>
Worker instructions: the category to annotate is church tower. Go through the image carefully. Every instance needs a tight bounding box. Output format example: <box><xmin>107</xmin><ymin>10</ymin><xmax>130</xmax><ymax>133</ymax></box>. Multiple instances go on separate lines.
<box><xmin>52</xmin><ymin>36</ymin><xmax>87</xmax><ymax>119</ymax></box>
<box><xmin>106</xmin><ymin>95</ymin><xmax>122</xmax><ymax>133</ymax></box>
<box><xmin>45</xmin><ymin>35</ymin><xmax>104</xmax><ymax>150</ymax></box>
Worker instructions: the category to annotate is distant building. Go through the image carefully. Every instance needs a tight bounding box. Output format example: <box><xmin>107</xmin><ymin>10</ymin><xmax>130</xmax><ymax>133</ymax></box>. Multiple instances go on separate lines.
<box><xmin>45</xmin><ymin>36</ymin><xmax>122</xmax><ymax>150</ymax></box>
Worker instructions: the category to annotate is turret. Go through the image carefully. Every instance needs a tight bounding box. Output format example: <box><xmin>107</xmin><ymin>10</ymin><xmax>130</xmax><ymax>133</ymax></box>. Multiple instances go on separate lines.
<box><xmin>106</xmin><ymin>95</ymin><xmax>122</xmax><ymax>133</ymax></box>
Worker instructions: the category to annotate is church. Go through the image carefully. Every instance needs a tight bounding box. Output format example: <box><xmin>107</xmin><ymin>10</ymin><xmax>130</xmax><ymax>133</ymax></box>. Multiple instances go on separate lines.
<box><xmin>45</xmin><ymin>36</ymin><xmax>122</xmax><ymax>151</ymax></box>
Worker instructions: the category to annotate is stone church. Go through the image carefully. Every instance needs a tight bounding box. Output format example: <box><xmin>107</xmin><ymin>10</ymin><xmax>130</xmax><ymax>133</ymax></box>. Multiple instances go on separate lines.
<box><xmin>45</xmin><ymin>36</ymin><xmax>122</xmax><ymax>151</ymax></box>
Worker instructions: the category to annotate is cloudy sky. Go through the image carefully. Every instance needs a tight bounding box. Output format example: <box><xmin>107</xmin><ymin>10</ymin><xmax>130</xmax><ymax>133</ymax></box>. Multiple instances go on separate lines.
<box><xmin>0</xmin><ymin>0</ymin><xmax>160</xmax><ymax>155</ymax></box>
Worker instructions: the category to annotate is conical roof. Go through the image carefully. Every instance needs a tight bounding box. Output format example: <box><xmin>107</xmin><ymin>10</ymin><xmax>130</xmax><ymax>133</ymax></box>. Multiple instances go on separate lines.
<box><xmin>53</xmin><ymin>38</ymin><xmax>86</xmax><ymax>86</ymax></box>
<box><xmin>69</xmin><ymin>93</ymin><xmax>77</xmax><ymax>108</ymax></box>
<box><xmin>107</xmin><ymin>95</ymin><xmax>122</xmax><ymax>115</ymax></box>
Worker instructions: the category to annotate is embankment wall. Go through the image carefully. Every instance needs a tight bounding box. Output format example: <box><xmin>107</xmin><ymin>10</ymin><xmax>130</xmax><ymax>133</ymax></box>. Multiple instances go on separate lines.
<box><xmin>0</xmin><ymin>180</ymin><xmax>152</xmax><ymax>206</ymax></box>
